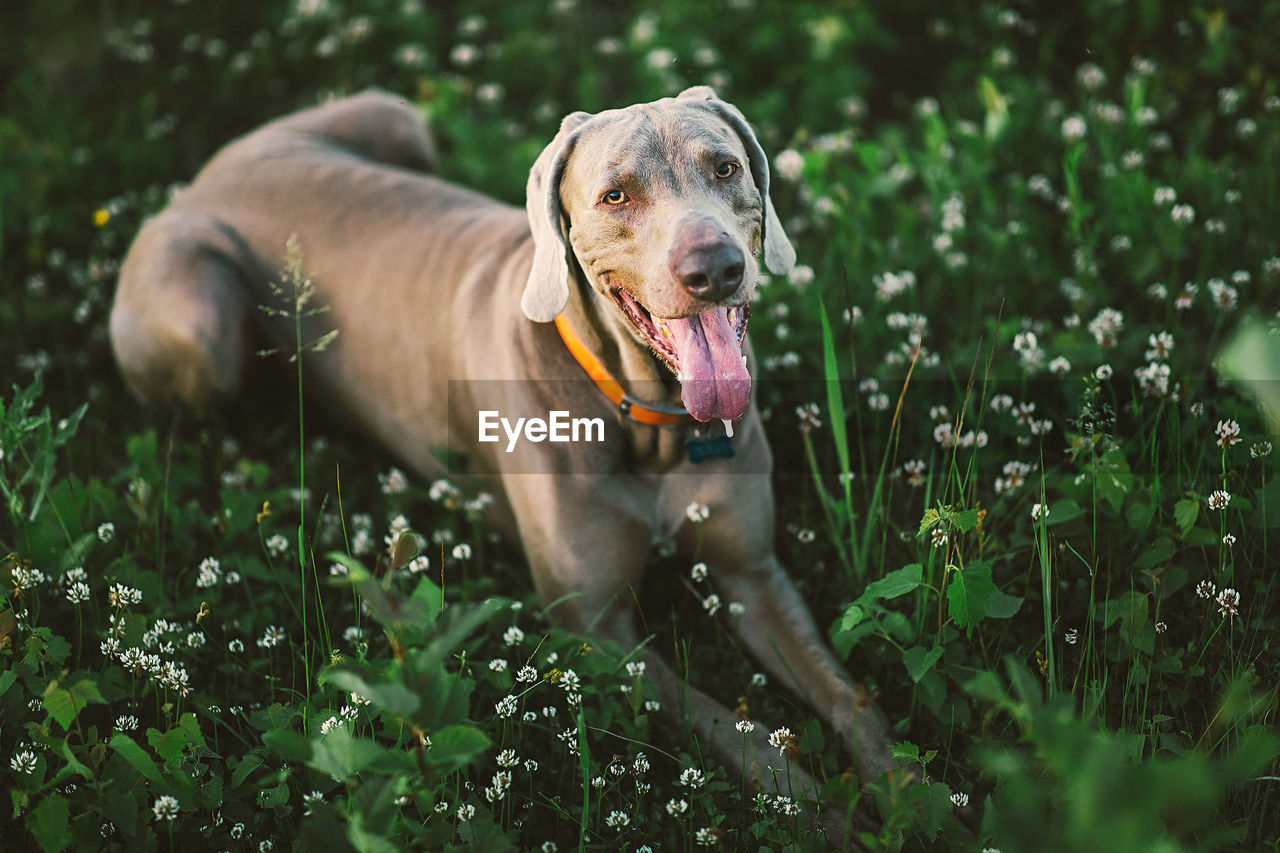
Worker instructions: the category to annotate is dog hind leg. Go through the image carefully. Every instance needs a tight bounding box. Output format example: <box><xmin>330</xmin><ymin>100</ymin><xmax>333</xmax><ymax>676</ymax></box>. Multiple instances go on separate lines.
<box><xmin>109</xmin><ymin>211</ymin><xmax>254</xmax><ymax>417</ymax></box>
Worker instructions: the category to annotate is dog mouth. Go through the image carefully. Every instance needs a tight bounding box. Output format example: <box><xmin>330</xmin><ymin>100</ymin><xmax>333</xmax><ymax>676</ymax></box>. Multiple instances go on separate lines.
<box><xmin>610</xmin><ymin>287</ymin><xmax>752</xmax><ymax>423</ymax></box>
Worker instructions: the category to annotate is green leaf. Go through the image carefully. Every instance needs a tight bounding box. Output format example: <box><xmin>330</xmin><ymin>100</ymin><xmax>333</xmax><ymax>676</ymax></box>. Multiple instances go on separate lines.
<box><xmin>917</xmin><ymin>507</ymin><xmax>943</xmax><ymax>536</ymax></box>
<box><xmin>947</xmin><ymin>563</ymin><xmax>996</xmax><ymax>635</ymax></box>
<box><xmin>42</xmin><ymin>679</ymin><xmax>102</xmax><ymax>730</ymax></box>
<box><xmin>50</xmin><ymin>738</ymin><xmax>94</xmax><ymax>785</ymax></box>
<box><xmin>42</xmin><ymin>686</ymin><xmax>79</xmax><ymax>730</ymax></box>
<box><xmin>902</xmin><ymin>645</ymin><xmax>943</xmax><ymax>683</ymax></box>
<box><xmin>830</xmin><ymin>616</ymin><xmax>875</xmax><ymax>660</ymax></box>
<box><xmin>1044</xmin><ymin>499</ymin><xmax>1084</xmax><ymax>527</ymax></box>
<box><xmin>308</xmin><ymin>726</ymin><xmax>413</xmax><ymax>782</ymax></box>
<box><xmin>837</xmin><ymin>604</ymin><xmax>866</xmax><ymax>632</ymax></box>
<box><xmin>229</xmin><ymin>752</ymin><xmax>264</xmax><ymax>790</ymax></box>
<box><xmin>428</xmin><ymin>724</ymin><xmax>490</xmax><ymax>774</ymax></box>
<box><xmin>321</xmin><ymin>665</ymin><xmax>422</xmax><ymax>719</ymax></box>
<box><xmin>1174</xmin><ymin>496</ymin><xmax>1200</xmax><ymax>537</ymax></box>
<box><xmin>890</xmin><ymin>741</ymin><xmax>921</xmax><ymax>764</ymax></box>
<box><xmin>985</xmin><ymin>590</ymin><xmax>1024</xmax><ymax>619</ymax></box>
<box><xmin>855</xmin><ymin>564</ymin><xmax>923</xmax><ymax>605</ymax></box>
<box><xmin>147</xmin><ymin>725</ymin><xmax>190</xmax><ymax>763</ymax></box>
<box><xmin>263</xmin><ymin>728</ymin><xmax>313</xmax><ymax>763</ymax></box>
<box><xmin>109</xmin><ymin>734</ymin><xmax>161</xmax><ymax>783</ymax></box>
<box><xmin>411</xmin><ymin>577</ymin><xmax>444</xmax><ymax>626</ymax></box>
<box><xmin>29</xmin><ymin>793</ymin><xmax>71</xmax><ymax>853</ymax></box>
<box><xmin>950</xmin><ymin>507</ymin><xmax>982</xmax><ymax>532</ymax></box>
<box><xmin>177</xmin><ymin>713</ymin><xmax>208</xmax><ymax>752</ymax></box>
<box><xmin>100</xmin><ymin>789</ymin><xmax>137</xmax><ymax>837</ymax></box>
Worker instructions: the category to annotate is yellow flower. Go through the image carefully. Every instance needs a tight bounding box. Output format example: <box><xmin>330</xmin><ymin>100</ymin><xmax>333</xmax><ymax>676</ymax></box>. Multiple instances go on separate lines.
<box><xmin>93</xmin><ymin>208</ymin><xmax>110</xmax><ymax>227</ymax></box>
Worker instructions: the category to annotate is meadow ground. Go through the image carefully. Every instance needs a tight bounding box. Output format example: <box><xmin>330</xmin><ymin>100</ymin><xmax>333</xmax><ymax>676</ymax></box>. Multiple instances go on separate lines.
<box><xmin>2</xmin><ymin>1</ymin><xmax>1278</xmax><ymax>850</ymax></box>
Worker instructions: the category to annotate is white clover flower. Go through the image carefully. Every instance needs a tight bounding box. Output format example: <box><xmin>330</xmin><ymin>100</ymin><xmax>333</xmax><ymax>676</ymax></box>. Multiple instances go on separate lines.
<box><xmin>667</xmin><ymin>797</ymin><xmax>690</xmax><ymax>816</ymax></box>
<box><xmin>488</xmin><ymin>659</ymin><xmax>508</xmax><ymax>672</ymax></box>
<box><xmin>66</xmin><ymin>581</ymin><xmax>91</xmax><ymax>604</ymax></box>
<box><xmin>451</xmin><ymin>543</ymin><xmax>472</xmax><ymax>560</ymax></box>
<box><xmin>1061</xmin><ymin>114</ymin><xmax>1087</xmax><ymax>142</ymax></box>
<box><xmin>694</xmin><ymin>827</ymin><xmax>721</xmax><ymax>846</ymax></box>
<box><xmin>774</xmin><ymin>149</ymin><xmax>804</xmax><ymax>181</ymax></box>
<box><xmin>456</xmin><ymin>803</ymin><xmax>476</xmax><ymax>821</ymax></box>
<box><xmin>1064</xmin><ymin>628</ymin><xmax>1078</xmax><ymax>645</ymax></box>
<box><xmin>1215</xmin><ymin>419</ymin><xmax>1241</xmax><ymax>448</ymax></box>
<box><xmin>604</xmin><ymin>809</ymin><xmax>630</xmax><ymax>829</ymax></box>
<box><xmin>108</xmin><ymin>583</ymin><xmax>142</xmax><ymax>607</ymax></box>
<box><xmin>1171</xmin><ymin>203</ymin><xmax>1195</xmax><ymax>225</ymax></box>
<box><xmin>728</xmin><ymin>601</ymin><xmax>746</xmax><ymax>617</ymax></box>
<box><xmin>258</xmin><ymin>625</ymin><xmax>287</xmax><ymax>649</ymax></box>
<box><xmin>152</xmin><ymin>795</ymin><xmax>180</xmax><ymax>822</ymax></box>
<box><xmin>516</xmin><ymin>665</ymin><xmax>537</xmax><ymax>683</ymax></box>
<box><xmin>1153</xmin><ymin>186</ymin><xmax>1177</xmax><ymax>206</ymax></box>
<box><xmin>1096</xmin><ymin>364</ymin><xmax>1113</xmax><ymax>381</ymax></box>
<box><xmin>679</xmin><ymin>767</ymin><xmax>706</xmax><ymax>788</ymax></box>
<box><xmin>10</xmin><ymin>751</ymin><xmax>38</xmax><ymax>774</ymax></box>
<box><xmin>768</xmin><ymin>726</ymin><xmax>796</xmax><ymax>755</ymax></box>
<box><xmin>685</xmin><ymin>501</ymin><xmax>710</xmax><ymax>523</ymax></box>
<box><xmin>503</xmin><ymin>625</ymin><xmax>524</xmax><ymax>646</ymax></box>
<box><xmin>1216</xmin><ymin>587</ymin><xmax>1240</xmax><ymax>619</ymax></box>
<box><xmin>787</xmin><ymin>264</ymin><xmax>815</xmax><ymax>288</ymax></box>
<box><xmin>736</xmin><ymin>719</ymin><xmax>755</xmax><ymax>734</ymax></box>
<box><xmin>1075</xmin><ymin>62</ymin><xmax>1106</xmax><ymax>91</ymax></box>
<box><xmin>1048</xmin><ymin>356</ymin><xmax>1071</xmax><ymax>375</ymax></box>
<box><xmin>97</xmin><ymin>522</ymin><xmax>116</xmax><ymax>543</ymax></box>
<box><xmin>702</xmin><ymin>594</ymin><xmax>722</xmax><ymax>616</ymax></box>
<box><xmin>1145</xmin><ymin>331</ymin><xmax>1175</xmax><ymax>361</ymax></box>
<box><xmin>1196</xmin><ymin>579</ymin><xmax>1217</xmax><ymax>600</ymax></box>
<box><xmin>950</xmin><ymin>791</ymin><xmax>970</xmax><ymax>808</ymax></box>
<box><xmin>1251</xmin><ymin>441</ymin><xmax>1273</xmax><ymax>458</ymax></box>
<box><xmin>691</xmin><ymin>562</ymin><xmax>709</xmax><ymax>582</ymax></box>
<box><xmin>1208</xmin><ymin>490</ymin><xmax>1231</xmax><ymax>511</ymax></box>
<box><xmin>494</xmin><ymin>695</ymin><xmax>517</xmax><ymax>718</ymax></box>
<box><xmin>196</xmin><ymin>556</ymin><xmax>221</xmax><ymax>589</ymax></box>
<box><xmin>626</xmin><ymin>660</ymin><xmax>646</xmax><ymax>678</ymax></box>
<box><xmin>1087</xmin><ymin>307</ymin><xmax>1124</xmax><ymax>347</ymax></box>
<box><xmin>1032</xmin><ymin>503</ymin><xmax>1049</xmax><ymax>521</ymax></box>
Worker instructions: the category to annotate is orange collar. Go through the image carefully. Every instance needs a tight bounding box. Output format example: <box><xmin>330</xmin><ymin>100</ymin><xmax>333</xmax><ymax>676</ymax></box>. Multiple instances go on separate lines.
<box><xmin>554</xmin><ymin>313</ymin><xmax>688</xmax><ymax>427</ymax></box>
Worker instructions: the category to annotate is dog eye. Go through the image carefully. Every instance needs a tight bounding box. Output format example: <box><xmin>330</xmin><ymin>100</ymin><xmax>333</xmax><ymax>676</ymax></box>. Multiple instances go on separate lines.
<box><xmin>714</xmin><ymin>162</ymin><xmax>739</xmax><ymax>179</ymax></box>
<box><xmin>601</xmin><ymin>189</ymin><xmax>629</xmax><ymax>205</ymax></box>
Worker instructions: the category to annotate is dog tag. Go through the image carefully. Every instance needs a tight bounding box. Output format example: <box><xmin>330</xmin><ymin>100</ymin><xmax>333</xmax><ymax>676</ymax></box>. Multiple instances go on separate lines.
<box><xmin>685</xmin><ymin>433</ymin><xmax>734</xmax><ymax>464</ymax></box>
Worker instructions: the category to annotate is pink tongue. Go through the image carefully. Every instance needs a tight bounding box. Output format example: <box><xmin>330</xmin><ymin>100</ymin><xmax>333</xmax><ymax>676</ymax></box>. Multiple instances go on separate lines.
<box><xmin>666</xmin><ymin>307</ymin><xmax>751</xmax><ymax>422</ymax></box>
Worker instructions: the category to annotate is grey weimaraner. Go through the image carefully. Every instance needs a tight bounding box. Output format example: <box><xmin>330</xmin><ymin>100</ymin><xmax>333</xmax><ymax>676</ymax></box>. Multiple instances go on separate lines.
<box><xmin>110</xmin><ymin>88</ymin><xmax>906</xmax><ymax>831</ymax></box>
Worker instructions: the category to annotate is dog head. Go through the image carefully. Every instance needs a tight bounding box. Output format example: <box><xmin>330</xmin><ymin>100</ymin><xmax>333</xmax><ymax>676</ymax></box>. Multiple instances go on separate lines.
<box><xmin>523</xmin><ymin>86</ymin><xmax>795</xmax><ymax>423</ymax></box>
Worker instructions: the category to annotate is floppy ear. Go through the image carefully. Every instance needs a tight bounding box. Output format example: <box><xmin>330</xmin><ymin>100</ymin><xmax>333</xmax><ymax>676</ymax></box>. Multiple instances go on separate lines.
<box><xmin>677</xmin><ymin>86</ymin><xmax>796</xmax><ymax>276</ymax></box>
<box><xmin>522</xmin><ymin>111</ymin><xmax>592</xmax><ymax>323</ymax></box>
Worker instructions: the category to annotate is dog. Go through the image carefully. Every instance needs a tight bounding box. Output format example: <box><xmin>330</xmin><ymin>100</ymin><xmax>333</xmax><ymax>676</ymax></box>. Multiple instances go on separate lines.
<box><xmin>110</xmin><ymin>88</ymin><xmax>905</xmax><ymax>833</ymax></box>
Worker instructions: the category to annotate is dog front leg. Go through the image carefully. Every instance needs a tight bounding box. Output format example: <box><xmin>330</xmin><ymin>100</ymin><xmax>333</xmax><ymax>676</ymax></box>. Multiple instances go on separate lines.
<box><xmin>503</xmin><ymin>473</ymin><xmax>838</xmax><ymax>806</ymax></box>
<box><xmin>711</xmin><ymin>553</ymin><xmax>901</xmax><ymax>788</ymax></box>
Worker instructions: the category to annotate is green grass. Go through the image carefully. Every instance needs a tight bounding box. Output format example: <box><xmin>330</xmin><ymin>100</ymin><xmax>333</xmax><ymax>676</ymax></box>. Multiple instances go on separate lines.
<box><xmin>2</xmin><ymin>1</ymin><xmax>1279</xmax><ymax>850</ymax></box>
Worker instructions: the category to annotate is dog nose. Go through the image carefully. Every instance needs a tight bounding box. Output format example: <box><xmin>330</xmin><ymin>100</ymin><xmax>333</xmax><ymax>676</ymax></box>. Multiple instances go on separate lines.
<box><xmin>671</xmin><ymin>243</ymin><xmax>745</xmax><ymax>302</ymax></box>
